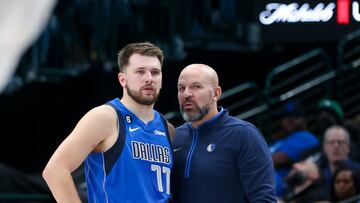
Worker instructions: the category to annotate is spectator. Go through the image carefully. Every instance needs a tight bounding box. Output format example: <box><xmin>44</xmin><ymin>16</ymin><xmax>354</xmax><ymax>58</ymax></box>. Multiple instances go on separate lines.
<box><xmin>311</xmin><ymin>99</ymin><xmax>344</xmax><ymax>140</ymax></box>
<box><xmin>281</xmin><ymin>159</ymin><xmax>331</xmax><ymax>203</ymax></box>
<box><xmin>310</xmin><ymin>99</ymin><xmax>360</xmax><ymax>162</ymax></box>
<box><xmin>331</xmin><ymin>166</ymin><xmax>360</xmax><ymax>202</ymax></box>
<box><xmin>269</xmin><ymin>101</ymin><xmax>319</xmax><ymax>196</ymax></box>
<box><xmin>321</xmin><ymin>125</ymin><xmax>360</xmax><ymax>188</ymax></box>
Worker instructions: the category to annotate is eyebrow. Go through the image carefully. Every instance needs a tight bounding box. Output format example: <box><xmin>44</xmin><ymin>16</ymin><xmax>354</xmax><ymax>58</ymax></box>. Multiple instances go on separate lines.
<box><xmin>134</xmin><ymin>66</ymin><xmax>161</xmax><ymax>71</ymax></box>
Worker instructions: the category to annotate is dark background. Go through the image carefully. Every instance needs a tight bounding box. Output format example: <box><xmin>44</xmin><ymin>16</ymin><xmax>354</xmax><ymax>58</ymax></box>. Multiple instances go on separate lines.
<box><xmin>0</xmin><ymin>0</ymin><xmax>358</xmax><ymax>173</ymax></box>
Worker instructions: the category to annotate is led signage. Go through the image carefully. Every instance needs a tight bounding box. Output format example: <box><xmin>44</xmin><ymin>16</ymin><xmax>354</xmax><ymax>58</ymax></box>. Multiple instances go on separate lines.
<box><xmin>255</xmin><ymin>0</ymin><xmax>360</xmax><ymax>43</ymax></box>
<box><xmin>259</xmin><ymin>1</ymin><xmax>360</xmax><ymax>25</ymax></box>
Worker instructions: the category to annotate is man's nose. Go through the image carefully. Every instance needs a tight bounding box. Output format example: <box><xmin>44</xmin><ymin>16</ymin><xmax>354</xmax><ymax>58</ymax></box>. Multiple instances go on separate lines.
<box><xmin>337</xmin><ymin>181</ymin><xmax>346</xmax><ymax>187</ymax></box>
<box><xmin>144</xmin><ymin>71</ymin><xmax>153</xmax><ymax>82</ymax></box>
<box><xmin>183</xmin><ymin>88</ymin><xmax>193</xmax><ymax>97</ymax></box>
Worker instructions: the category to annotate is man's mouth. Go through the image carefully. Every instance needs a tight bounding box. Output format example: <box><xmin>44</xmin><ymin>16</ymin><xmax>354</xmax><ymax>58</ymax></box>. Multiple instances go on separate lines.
<box><xmin>183</xmin><ymin>101</ymin><xmax>194</xmax><ymax>110</ymax></box>
<box><xmin>142</xmin><ymin>86</ymin><xmax>154</xmax><ymax>92</ymax></box>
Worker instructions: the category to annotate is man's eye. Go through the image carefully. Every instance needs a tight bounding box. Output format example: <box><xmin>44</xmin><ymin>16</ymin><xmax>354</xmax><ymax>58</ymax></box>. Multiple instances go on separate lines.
<box><xmin>152</xmin><ymin>71</ymin><xmax>160</xmax><ymax>75</ymax></box>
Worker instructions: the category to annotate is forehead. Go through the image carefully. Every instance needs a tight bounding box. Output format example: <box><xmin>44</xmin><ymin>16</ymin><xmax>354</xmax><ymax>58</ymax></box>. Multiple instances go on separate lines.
<box><xmin>325</xmin><ymin>129</ymin><xmax>346</xmax><ymax>140</ymax></box>
<box><xmin>336</xmin><ymin>170</ymin><xmax>353</xmax><ymax>179</ymax></box>
<box><xmin>178</xmin><ymin>69</ymin><xmax>210</xmax><ymax>85</ymax></box>
<box><xmin>128</xmin><ymin>54</ymin><xmax>161</xmax><ymax>70</ymax></box>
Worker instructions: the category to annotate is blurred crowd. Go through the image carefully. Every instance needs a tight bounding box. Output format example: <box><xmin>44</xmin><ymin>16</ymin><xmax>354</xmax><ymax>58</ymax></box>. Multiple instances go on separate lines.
<box><xmin>269</xmin><ymin>99</ymin><xmax>360</xmax><ymax>203</ymax></box>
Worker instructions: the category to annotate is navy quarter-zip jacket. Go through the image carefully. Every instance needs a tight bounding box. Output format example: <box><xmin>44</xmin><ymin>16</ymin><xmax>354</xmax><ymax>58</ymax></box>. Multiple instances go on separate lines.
<box><xmin>171</xmin><ymin>108</ymin><xmax>277</xmax><ymax>203</ymax></box>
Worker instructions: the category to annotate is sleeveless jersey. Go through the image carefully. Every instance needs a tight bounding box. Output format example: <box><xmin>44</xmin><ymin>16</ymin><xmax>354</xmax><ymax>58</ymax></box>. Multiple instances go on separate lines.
<box><xmin>84</xmin><ymin>98</ymin><xmax>173</xmax><ymax>203</ymax></box>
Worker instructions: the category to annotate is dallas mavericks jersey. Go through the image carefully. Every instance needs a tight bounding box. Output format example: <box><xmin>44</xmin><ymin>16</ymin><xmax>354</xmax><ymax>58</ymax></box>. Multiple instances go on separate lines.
<box><xmin>84</xmin><ymin>98</ymin><xmax>173</xmax><ymax>203</ymax></box>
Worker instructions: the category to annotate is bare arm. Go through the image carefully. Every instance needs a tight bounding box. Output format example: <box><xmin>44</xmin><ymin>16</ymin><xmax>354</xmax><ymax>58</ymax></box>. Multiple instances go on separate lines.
<box><xmin>42</xmin><ymin>105</ymin><xmax>117</xmax><ymax>203</ymax></box>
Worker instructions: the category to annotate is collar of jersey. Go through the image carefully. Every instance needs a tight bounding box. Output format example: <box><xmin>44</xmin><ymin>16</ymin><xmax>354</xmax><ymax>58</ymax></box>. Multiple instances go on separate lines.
<box><xmin>114</xmin><ymin>98</ymin><xmax>158</xmax><ymax>127</ymax></box>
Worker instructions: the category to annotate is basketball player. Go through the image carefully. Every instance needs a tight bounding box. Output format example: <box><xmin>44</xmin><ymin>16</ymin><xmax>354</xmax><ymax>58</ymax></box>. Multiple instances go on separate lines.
<box><xmin>43</xmin><ymin>42</ymin><xmax>174</xmax><ymax>203</ymax></box>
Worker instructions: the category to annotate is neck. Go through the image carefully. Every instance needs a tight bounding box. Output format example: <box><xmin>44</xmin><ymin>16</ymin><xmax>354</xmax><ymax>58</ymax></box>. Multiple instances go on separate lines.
<box><xmin>120</xmin><ymin>96</ymin><xmax>154</xmax><ymax>124</ymax></box>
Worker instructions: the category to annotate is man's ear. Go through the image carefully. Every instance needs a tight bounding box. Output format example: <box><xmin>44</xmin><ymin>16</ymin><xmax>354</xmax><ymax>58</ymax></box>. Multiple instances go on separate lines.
<box><xmin>214</xmin><ymin>86</ymin><xmax>222</xmax><ymax>101</ymax></box>
<box><xmin>118</xmin><ymin>72</ymin><xmax>126</xmax><ymax>87</ymax></box>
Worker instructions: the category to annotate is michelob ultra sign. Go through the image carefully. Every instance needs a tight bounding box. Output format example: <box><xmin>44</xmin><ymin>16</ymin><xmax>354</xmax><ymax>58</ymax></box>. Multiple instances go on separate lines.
<box><xmin>259</xmin><ymin>0</ymin><xmax>359</xmax><ymax>24</ymax></box>
<box><xmin>255</xmin><ymin>0</ymin><xmax>360</xmax><ymax>43</ymax></box>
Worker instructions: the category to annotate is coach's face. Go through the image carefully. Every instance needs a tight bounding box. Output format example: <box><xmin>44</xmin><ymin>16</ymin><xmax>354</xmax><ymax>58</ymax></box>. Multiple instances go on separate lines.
<box><xmin>177</xmin><ymin>64</ymin><xmax>220</xmax><ymax>123</ymax></box>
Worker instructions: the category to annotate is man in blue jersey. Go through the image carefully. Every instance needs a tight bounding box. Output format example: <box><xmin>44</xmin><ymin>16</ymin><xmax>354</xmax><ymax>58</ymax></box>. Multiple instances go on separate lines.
<box><xmin>43</xmin><ymin>42</ymin><xmax>174</xmax><ymax>203</ymax></box>
<box><xmin>171</xmin><ymin>64</ymin><xmax>277</xmax><ymax>202</ymax></box>
<box><xmin>269</xmin><ymin>102</ymin><xmax>319</xmax><ymax>196</ymax></box>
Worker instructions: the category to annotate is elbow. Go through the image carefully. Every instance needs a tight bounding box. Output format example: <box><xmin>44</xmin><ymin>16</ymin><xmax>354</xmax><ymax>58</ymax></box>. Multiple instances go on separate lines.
<box><xmin>42</xmin><ymin>163</ymin><xmax>58</xmax><ymax>185</ymax></box>
<box><xmin>42</xmin><ymin>165</ymin><xmax>52</xmax><ymax>184</ymax></box>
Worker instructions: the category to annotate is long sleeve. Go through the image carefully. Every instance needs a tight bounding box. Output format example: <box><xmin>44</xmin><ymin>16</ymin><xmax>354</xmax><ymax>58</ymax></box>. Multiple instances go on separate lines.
<box><xmin>237</xmin><ymin>125</ymin><xmax>277</xmax><ymax>202</ymax></box>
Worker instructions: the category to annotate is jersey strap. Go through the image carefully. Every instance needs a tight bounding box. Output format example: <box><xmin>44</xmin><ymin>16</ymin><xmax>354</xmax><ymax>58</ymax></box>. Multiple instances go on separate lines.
<box><xmin>159</xmin><ymin>113</ymin><xmax>173</xmax><ymax>151</ymax></box>
<box><xmin>104</xmin><ymin>102</ymin><xmax>126</xmax><ymax>175</ymax></box>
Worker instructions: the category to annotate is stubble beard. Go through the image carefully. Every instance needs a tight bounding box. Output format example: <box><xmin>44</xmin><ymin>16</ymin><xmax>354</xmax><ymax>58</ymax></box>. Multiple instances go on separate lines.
<box><xmin>180</xmin><ymin>101</ymin><xmax>211</xmax><ymax>122</ymax></box>
<box><xmin>126</xmin><ymin>86</ymin><xmax>159</xmax><ymax>105</ymax></box>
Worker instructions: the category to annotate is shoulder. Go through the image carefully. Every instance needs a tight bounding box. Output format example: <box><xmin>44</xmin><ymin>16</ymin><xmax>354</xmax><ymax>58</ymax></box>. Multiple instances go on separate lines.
<box><xmin>64</xmin><ymin>104</ymin><xmax>118</xmax><ymax>153</ymax></box>
<box><xmin>176</xmin><ymin>122</ymin><xmax>188</xmax><ymax>130</ymax></box>
<box><xmin>290</xmin><ymin>131</ymin><xmax>316</xmax><ymax>138</ymax></box>
<box><xmin>288</xmin><ymin>131</ymin><xmax>319</xmax><ymax>144</ymax></box>
<box><xmin>174</xmin><ymin>123</ymin><xmax>191</xmax><ymax>142</ymax></box>
<box><xmin>85</xmin><ymin>105</ymin><xmax>118</xmax><ymax>152</ymax></box>
<box><xmin>87</xmin><ymin>104</ymin><xmax>117</xmax><ymax>122</ymax></box>
<box><xmin>175</xmin><ymin>117</ymin><xmax>262</xmax><ymax>136</ymax></box>
<box><xmin>175</xmin><ymin>123</ymin><xmax>190</xmax><ymax>134</ymax></box>
<box><xmin>78</xmin><ymin>104</ymin><xmax>118</xmax><ymax>138</ymax></box>
<box><xmin>221</xmin><ymin>116</ymin><xmax>262</xmax><ymax>136</ymax></box>
<box><xmin>219</xmin><ymin>117</ymin><xmax>270</xmax><ymax>150</ymax></box>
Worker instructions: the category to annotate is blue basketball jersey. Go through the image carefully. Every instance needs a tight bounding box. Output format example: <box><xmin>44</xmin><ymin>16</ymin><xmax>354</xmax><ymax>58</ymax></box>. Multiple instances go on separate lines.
<box><xmin>84</xmin><ymin>98</ymin><xmax>173</xmax><ymax>203</ymax></box>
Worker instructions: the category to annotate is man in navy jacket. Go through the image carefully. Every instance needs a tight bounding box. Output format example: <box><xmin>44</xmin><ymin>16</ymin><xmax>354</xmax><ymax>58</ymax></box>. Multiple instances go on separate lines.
<box><xmin>171</xmin><ymin>64</ymin><xmax>277</xmax><ymax>202</ymax></box>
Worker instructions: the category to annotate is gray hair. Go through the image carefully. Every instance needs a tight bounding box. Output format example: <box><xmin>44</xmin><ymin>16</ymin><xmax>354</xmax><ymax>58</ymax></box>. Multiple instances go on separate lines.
<box><xmin>324</xmin><ymin>125</ymin><xmax>350</xmax><ymax>144</ymax></box>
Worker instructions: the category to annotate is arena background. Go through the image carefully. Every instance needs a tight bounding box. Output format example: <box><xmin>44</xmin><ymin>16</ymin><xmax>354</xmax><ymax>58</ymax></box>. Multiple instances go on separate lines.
<box><xmin>0</xmin><ymin>0</ymin><xmax>359</xmax><ymax>182</ymax></box>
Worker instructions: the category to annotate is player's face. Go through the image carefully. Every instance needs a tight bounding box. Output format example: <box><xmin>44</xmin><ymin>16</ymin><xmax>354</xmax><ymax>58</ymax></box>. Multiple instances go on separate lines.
<box><xmin>177</xmin><ymin>70</ymin><xmax>215</xmax><ymax>122</ymax></box>
<box><xmin>122</xmin><ymin>54</ymin><xmax>162</xmax><ymax>105</ymax></box>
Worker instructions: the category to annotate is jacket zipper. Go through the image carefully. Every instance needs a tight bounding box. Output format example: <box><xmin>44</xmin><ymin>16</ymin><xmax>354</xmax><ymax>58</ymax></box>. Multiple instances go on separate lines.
<box><xmin>184</xmin><ymin>129</ymin><xmax>198</xmax><ymax>178</ymax></box>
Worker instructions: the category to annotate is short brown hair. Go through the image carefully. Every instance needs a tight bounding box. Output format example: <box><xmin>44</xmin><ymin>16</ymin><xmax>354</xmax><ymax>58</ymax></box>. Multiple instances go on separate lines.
<box><xmin>117</xmin><ymin>42</ymin><xmax>164</xmax><ymax>72</ymax></box>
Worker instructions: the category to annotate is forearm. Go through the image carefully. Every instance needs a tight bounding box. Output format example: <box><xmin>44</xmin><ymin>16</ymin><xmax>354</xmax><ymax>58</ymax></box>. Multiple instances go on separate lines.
<box><xmin>43</xmin><ymin>167</ymin><xmax>82</xmax><ymax>203</ymax></box>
